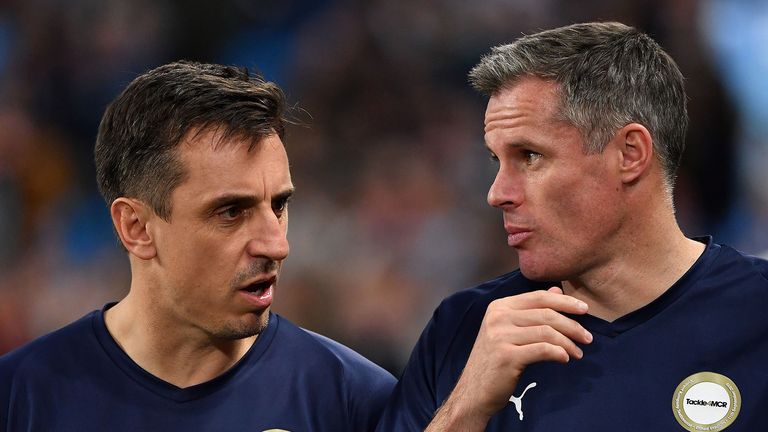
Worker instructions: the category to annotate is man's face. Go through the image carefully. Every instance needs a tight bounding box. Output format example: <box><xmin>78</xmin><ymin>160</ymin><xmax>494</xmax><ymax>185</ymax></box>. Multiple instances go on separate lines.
<box><xmin>146</xmin><ymin>130</ymin><xmax>293</xmax><ymax>340</ymax></box>
<box><xmin>484</xmin><ymin>77</ymin><xmax>624</xmax><ymax>281</ymax></box>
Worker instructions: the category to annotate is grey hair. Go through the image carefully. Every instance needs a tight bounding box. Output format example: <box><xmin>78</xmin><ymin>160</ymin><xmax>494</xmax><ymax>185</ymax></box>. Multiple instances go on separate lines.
<box><xmin>469</xmin><ymin>22</ymin><xmax>688</xmax><ymax>192</ymax></box>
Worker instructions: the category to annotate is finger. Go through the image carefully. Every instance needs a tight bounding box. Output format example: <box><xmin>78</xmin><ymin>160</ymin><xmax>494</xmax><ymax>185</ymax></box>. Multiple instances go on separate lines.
<box><xmin>486</xmin><ymin>296</ymin><xmax>593</xmax><ymax>344</ymax></box>
<box><xmin>503</xmin><ymin>289</ymin><xmax>589</xmax><ymax>315</ymax></box>
<box><xmin>509</xmin><ymin>308</ymin><xmax>593</xmax><ymax>345</ymax></box>
<box><xmin>506</xmin><ymin>324</ymin><xmax>585</xmax><ymax>359</ymax></box>
<box><xmin>512</xmin><ymin>342</ymin><xmax>571</xmax><ymax>365</ymax></box>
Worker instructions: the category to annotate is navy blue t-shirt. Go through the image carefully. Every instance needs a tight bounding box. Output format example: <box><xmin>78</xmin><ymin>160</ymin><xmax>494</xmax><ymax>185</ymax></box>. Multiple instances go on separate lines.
<box><xmin>377</xmin><ymin>239</ymin><xmax>768</xmax><ymax>431</ymax></box>
<box><xmin>0</xmin><ymin>309</ymin><xmax>395</xmax><ymax>431</ymax></box>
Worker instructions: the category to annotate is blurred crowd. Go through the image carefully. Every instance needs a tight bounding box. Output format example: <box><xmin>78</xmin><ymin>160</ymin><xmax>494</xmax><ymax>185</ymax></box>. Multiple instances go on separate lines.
<box><xmin>0</xmin><ymin>0</ymin><xmax>766</xmax><ymax>374</ymax></box>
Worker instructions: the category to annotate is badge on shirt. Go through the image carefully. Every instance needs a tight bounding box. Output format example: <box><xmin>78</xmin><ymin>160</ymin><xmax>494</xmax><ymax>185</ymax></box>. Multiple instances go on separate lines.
<box><xmin>672</xmin><ymin>372</ymin><xmax>741</xmax><ymax>431</ymax></box>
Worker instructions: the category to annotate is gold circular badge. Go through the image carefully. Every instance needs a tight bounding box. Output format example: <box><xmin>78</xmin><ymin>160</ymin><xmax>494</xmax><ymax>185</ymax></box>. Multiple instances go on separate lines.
<box><xmin>672</xmin><ymin>372</ymin><xmax>741</xmax><ymax>431</ymax></box>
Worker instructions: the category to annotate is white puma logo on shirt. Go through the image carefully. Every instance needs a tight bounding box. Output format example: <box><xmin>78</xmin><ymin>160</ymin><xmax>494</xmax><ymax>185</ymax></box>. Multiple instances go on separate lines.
<box><xmin>508</xmin><ymin>382</ymin><xmax>537</xmax><ymax>421</ymax></box>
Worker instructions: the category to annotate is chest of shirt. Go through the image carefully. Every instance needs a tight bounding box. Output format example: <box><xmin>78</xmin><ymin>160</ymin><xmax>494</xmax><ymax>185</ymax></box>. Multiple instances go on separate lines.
<box><xmin>437</xmin><ymin>316</ymin><xmax>768</xmax><ymax>432</ymax></box>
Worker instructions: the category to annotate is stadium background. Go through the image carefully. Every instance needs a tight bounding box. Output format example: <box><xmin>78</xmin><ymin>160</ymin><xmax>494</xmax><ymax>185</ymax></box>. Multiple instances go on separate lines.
<box><xmin>0</xmin><ymin>0</ymin><xmax>766</xmax><ymax>374</ymax></box>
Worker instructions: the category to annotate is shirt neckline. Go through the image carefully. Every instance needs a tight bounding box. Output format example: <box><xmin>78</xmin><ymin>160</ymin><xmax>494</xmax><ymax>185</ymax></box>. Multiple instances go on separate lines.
<box><xmin>567</xmin><ymin>237</ymin><xmax>720</xmax><ymax>337</ymax></box>
<box><xmin>91</xmin><ymin>305</ymin><xmax>279</xmax><ymax>402</ymax></box>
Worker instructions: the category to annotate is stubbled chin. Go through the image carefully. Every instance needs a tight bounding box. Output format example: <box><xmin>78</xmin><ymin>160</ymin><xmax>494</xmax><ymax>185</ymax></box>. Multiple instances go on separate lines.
<box><xmin>517</xmin><ymin>253</ymin><xmax>559</xmax><ymax>282</ymax></box>
<box><xmin>519</xmin><ymin>266</ymin><xmax>550</xmax><ymax>281</ymax></box>
<box><xmin>216</xmin><ymin>311</ymin><xmax>270</xmax><ymax>340</ymax></box>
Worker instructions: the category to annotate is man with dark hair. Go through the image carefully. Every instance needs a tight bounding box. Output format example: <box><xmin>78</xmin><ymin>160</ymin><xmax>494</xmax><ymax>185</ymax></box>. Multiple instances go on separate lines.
<box><xmin>0</xmin><ymin>61</ymin><xmax>395</xmax><ymax>431</ymax></box>
<box><xmin>377</xmin><ymin>22</ymin><xmax>768</xmax><ymax>431</ymax></box>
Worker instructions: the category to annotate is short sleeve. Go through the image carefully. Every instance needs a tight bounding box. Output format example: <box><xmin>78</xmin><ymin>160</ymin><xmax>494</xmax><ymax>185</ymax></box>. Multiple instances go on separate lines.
<box><xmin>375</xmin><ymin>311</ymin><xmax>442</xmax><ymax>431</ymax></box>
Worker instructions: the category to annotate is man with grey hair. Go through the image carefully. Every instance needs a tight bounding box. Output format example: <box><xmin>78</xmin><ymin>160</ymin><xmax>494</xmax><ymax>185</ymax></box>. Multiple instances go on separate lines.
<box><xmin>377</xmin><ymin>22</ymin><xmax>768</xmax><ymax>431</ymax></box>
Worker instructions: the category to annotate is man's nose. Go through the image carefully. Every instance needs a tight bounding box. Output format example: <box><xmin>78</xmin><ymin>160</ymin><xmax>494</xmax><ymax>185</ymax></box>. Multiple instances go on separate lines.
<box><xmin>246</xmin><ymin>211</ymin><xmax>289</xmax><ymax>261</ymax></box>
<box><xmin>487</xmin><ymin>167</ymin><xmax>523</xmax><ymax>208</ymax></box>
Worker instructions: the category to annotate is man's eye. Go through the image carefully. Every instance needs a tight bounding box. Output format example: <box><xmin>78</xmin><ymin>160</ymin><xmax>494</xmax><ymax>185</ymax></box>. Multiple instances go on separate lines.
<box><xmin>524</xmin><ymin>151</ymin><xmax>542</xmax><ymax>164</ymax></box>
<box><xmin>219</xmin><ymin>206</ymin><xmax>244</xmax><ymax>221</ymax></box>
<box><xmin>273</xmin><ymin>198</ymin><xmax>290</xmax><ymax>217</ymax></box>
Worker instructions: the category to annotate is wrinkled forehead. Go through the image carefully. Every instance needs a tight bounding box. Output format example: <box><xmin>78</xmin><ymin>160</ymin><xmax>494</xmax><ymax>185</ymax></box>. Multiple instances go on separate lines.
<box><xmin>173</xmin><ymin>126</ymin><xmax>290</xmax><ymax>194</ymax></box>
<box><xmin>172</xmin><ymin>131</ymin><xmax>291</xmax><ymax>202</ymax></box>
<box><xmin>484</xmin><ymin>78</ymin><xmax>563</xmax><ymax>132</ymax></box>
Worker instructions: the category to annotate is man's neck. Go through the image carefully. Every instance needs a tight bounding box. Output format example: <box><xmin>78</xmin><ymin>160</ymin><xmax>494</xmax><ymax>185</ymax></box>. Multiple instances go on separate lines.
<box><xmin>561</xmin><ymin>221</ymin><xmax>705</xmax><ymax>322</ymax></box>
<box><xmin>103</xmin><ymin>296</ymin><xmax>256</xmax><ymax>388</ymax></box>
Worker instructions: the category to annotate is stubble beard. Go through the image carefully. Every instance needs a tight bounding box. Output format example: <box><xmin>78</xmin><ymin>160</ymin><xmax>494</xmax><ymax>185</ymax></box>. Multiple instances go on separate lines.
<box><xmin>216</xmin><ymin>312</ymin><xmax>270</xmax><ymax>340</ymax></box>
<box><xmin>215</xmin><ymin>257</ymin><xmax>280</xmax><ymax>340</ymax></box>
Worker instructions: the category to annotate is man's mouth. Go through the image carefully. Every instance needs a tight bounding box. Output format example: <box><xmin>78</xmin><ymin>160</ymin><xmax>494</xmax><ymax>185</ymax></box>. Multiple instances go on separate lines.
<box><xmin>241</xmin><ymin>276</ymin><xmax>276</xmax><ymax>296</ymax></box>
<box><xmin>237</xmin><ymin>275</ymin><xmax>277</xmax><ymax>309</ymax></box>
<box><xmin>504</xmin><ymin>225</ymin><xmax>533</xmax><ymax>247</ymax></box>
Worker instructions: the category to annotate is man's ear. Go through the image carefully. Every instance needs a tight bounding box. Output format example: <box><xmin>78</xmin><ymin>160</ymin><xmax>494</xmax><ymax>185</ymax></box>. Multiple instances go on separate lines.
<box><xmin>110</xmin><ymin>198</ymin><xmax>157</xmax><ymax>260</ymax></box>
<box><xmin>615</xmin><ymin>123</ymin><xmax>654</xmax><ymax>184</ymax></box>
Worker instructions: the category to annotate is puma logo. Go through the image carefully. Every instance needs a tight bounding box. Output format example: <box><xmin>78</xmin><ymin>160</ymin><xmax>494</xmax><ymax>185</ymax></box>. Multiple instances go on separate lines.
<box><xmin>508</xmin><ymin>382</ymin><xmax>537</xmax><ymax>421</ymax></box>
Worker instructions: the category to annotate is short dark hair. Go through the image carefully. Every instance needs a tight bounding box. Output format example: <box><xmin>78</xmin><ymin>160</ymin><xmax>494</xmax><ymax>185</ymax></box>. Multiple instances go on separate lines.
<box><xmin>95</xmin><ymin>60</ymin><xmax>288</xmax><ymax>220</ymax></box>
<box><xmin>469</xmin><ymin>22</ymin><xmax>688</xmax><ymax>191</ymax></box>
